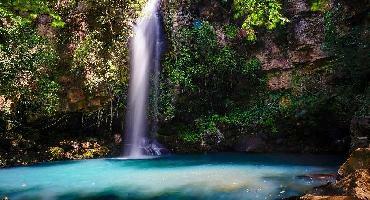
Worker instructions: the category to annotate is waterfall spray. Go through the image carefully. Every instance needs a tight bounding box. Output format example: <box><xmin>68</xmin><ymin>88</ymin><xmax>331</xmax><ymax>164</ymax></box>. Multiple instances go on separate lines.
<box><xmin>123</xmin><ymin>0</ymin><xmax>166</xmax><ymax>158</ymax></box>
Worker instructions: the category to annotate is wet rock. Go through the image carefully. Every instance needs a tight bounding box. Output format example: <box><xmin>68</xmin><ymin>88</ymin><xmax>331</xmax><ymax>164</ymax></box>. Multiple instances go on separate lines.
<box><xmin>49</xmin><ymin>139</ymin><xmax>110</xmax><ymax>160</ymax></box>
<box><xmin>288</xmin><ymin>14</ymin><xmax>327</xmax><ymax>64</ymax></box>
<box><xmin>59</xmin><ymin>75</ymin><xmax>74</xmax><ymax>85</ymax></box>
<box><xmin>89</xmin><ymin>98</ymin><xmax>102</xmax><ymax>107</ymax></box>
<box><xmin>256</xmin><ymin>37</ymin><xmax>293</xmax><ymax>71</ymax></box>
<box><xmin>268</xmin><ymin>71</ymin><xmax>293</xmax><ymax>90</ymax></box>
<box><xmin>350</xmin><ymin>116</ymin><xmax>370</xmax><ymax>151</ymax></box>
<box><xmin>290</xmin><ymin>14</ymin><xmax>324</xmax><ymax>46</ymax></box>
<box><xmin>288</xmin><ymin>45</ymin><xmax>327</xmax><ymax>64</ymax></box>
<box><xmin>67</xmin><ymin>88</ymin><xmax>85</xmax><ymax>104</ymax></box>
<box><xmin>114</xmin><ymin>134</ymin><xmax>122</xmax><ymax>145</ymax></box>
<box><xmin>234</xmin><ymin>134</ymin><xmax>266</xmax><ymax>152</ymax></box>
<box><xmin>337</xmin><ymin>0</ymin><xmax>370</xmax><ymax>21</ymax></box>
<box><xmin>256</xmin><ymin>2</ymin><xmax>328</xmax><ymax>91</ymax></box>
<box><xmin>284</xmin><ymin>0</ymin><xmax>310</xmax><ymax>16</ymax></box>
<box><xmin>199</xmin><ymin>0</ymin><xmax>228</xmax><ymax>22</ymax></box>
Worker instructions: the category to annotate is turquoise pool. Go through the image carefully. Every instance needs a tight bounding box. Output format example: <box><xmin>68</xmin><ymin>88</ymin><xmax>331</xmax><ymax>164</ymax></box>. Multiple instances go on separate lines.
<box><xmin>0</xmin><ymin>153</ymin><xmax>343</xmax><ymax>200</ymax></box>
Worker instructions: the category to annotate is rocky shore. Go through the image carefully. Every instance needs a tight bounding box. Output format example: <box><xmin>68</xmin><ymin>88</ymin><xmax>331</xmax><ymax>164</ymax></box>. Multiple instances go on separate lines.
<box><xmin>300</xmin><ymin>116</ymin><xmax>369</xmax><ymax>200</ymax></box>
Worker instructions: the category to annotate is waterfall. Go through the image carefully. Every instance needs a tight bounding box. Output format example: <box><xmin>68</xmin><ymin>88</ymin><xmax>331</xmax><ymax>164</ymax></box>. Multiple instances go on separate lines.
<box><xmin>123</xmin><ymin>0</ymin><xmax>166</xmax><ymax>158</ymax></box>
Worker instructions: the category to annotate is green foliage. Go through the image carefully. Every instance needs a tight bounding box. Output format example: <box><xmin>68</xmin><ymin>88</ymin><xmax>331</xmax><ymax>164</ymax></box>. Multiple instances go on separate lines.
<box><xmin>180</xmin><ymin>131</ymin><xmax>201</xmax><ymax>143</ymax></box>
<box><xmin>323</xmin><ymin>11</ymin><xmax>336</xmax><ymax>50</ymax></box>
<box><xmin>223</xmin><ymin>24</ymin><xmax>239</xmax><ymax>39</ymax></box>
<box><xmin>285</xmin><ymin>2</ymin><xmax>370</xmax><ymax>132</ymax></box>
<box><xmin>68</xmin><ymin>0</ymin><xmax>147</xmax><ymax>96</ymax></box>
<box><xmin>0</xmin><ymin>0</ymin><xmax>367</xmax><ymax>160</ymax></box>
<box><xmin>323</xmin><ymin>2</ymin><xmax>369</xmax><ymax>101</ymax></box>
<box><xmin>164</xmin><ymin>22</ymin><xmax>260</xmax><ymax>91</ymax></box>
<box><xmin>0</xmin><ymin>1</ymin><xmax>147</xmax><ymax>166</ymax></box>
<box><xmin>164</xmin><ymin>22</ymin><xmax>259</xmax><ymax>106</ymax></box>
<box><xmin>0</xmin><ymin>0</ymin><xmax>66</xmax><ymax>127</ymax></box>
<box><xmin>161</xmin><ymin>0</ymin><xmax>292</xmax><ymax>144</ymax></box>
<box><xmin>233</xmin><ymin>0</ymin><xmax>288</xmax><ymax>40</ymax></box>
<box><xmin>72</xmin><ymin>32</ymin><xmax>107</xmax><ymax>92</ymax></box>
<box><xmin>0</xmin><ymin>14</ymin><xmax>60</xmax><ymax>116</ymax></box>
<box><xmin>0</xmin><ymin>0</ymin><xmax>65</xmax><ymax>27</ymax></box>
<box><xmin>48</xmin><ymin>140</ymin><xmax>110</xmax><ymax>161</ymax></box>
<box><xmin>162</xmin><ymin>2</ymin><xmax>368</xmax><ymax>148</ymax></box>
<box><xmin>48</xmin><ymin>147</ymin><xmax>64</xmax><ymax>160</ymax></box>
<box><xmin>242</xmin><ymin>58</ymin><xmax>261</xmax><ymax>74</ymax></box>
<box><xmin>161</xmin><ymin>19</ymin><xmax>271</xmax><ymax>145</ymax></box>
<box><xmin>309</xmin><ymin>0</ymin><xmax>330</xmax><ymax>12</ymax></box>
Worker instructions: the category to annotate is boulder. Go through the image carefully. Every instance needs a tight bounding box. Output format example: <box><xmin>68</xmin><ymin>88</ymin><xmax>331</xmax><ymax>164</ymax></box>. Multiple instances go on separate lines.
<box><xmin>284</xmin><ymin>0</ymin><xmax>310</xmax><ymax>16</ymax></box>
<box><xmin>234</xmin><ymin>134</ymin><xmax>267</xmax><ymax>152</ymax></box>
<box><xmin>268</xmin><ymin>71</ymin><xmax>293</xmax><ymax>90</ymax></box>
<box><xmin>350</xmin><ymin>117</ymin><xmax>370</xmax><ymax>151</ymax></box>
<box><xmin>336</xmin><ymin>148</ymin><xmax>370</xmax><ymax>199</ymax></box>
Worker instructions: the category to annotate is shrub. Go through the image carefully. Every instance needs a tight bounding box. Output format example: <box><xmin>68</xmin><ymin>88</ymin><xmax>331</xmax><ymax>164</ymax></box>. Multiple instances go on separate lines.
<box><xmin>233</xmin><ymin>0</ymin><xmax>288</xmax><ymax>40</ymax></box>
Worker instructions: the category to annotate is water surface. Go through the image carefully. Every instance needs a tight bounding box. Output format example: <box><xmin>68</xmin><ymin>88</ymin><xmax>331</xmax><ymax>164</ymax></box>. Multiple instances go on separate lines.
<box><xmin>0</xmin><ymin>153</ymin><xmax>343</xmax><ymax>200</ymax></box>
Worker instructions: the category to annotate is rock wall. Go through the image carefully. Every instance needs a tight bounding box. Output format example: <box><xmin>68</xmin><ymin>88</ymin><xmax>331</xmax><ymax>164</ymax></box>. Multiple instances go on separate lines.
<box><xmin>156</xmin><ymin>0</ymin><xmax>370</xmax><ymax>153</ymax></box>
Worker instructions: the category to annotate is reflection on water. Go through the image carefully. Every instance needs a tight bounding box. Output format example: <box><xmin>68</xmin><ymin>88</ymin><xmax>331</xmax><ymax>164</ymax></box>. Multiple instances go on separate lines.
<box><xmin>0</xmin><ymin>153</ymin><xmax>343</xmax><ymax>200</ymax></box>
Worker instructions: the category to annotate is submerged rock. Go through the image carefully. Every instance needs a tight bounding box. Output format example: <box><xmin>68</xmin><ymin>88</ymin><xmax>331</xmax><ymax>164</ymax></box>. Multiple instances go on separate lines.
<box><xmin>296</xmin><ymin>174</ymin><xmax>337</xmax><ymax>181</ymax></box>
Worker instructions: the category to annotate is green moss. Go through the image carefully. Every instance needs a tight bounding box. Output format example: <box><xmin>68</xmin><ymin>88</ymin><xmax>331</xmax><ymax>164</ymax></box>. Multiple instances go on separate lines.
<box><xmin>309</xmin><ymin>0</ymin><xmax>330</xmax><ymax>12</ymax></box>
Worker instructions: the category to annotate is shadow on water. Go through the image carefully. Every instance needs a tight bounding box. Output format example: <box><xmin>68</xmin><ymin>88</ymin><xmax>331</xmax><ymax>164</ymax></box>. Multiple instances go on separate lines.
<box><xmin>53</xmin><ymin>187</ymin><xmax>208</xmax><ymax>200</ymax></box>
<box><xmin>0</xmin><ymin>185</ymin><xmax>231</xmax><ymax>200</ymax></box>
<box><xmin>1</xmin><ymin>153</ymin><xmax>344</xmax><ymax>170</ymax></box>
<box><xmin>0</xmin><ymin>186</ymin><xmax>44</xmax><ymax>200</ymax></box>
<box><xmin>106</xmin><ymin>153</ymin><xmax>345</xmax><ymax>169</ymax></box>
<box><xmin>0</xmin><ymin>184</ymin><xmax>307</xmax><ymax>200</ymax></box>
<box><xmin>2</xmin><ymin>159</ymin><xmax>86</xmax><ymax>169</ymax></box>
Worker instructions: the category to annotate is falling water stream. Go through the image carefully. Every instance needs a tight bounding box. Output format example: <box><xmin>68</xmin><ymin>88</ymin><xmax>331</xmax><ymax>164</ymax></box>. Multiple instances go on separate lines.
<box><xmin>123</xmin><ymin>0</ymin><xmax>165</xmax><ymax>157</ymax></box>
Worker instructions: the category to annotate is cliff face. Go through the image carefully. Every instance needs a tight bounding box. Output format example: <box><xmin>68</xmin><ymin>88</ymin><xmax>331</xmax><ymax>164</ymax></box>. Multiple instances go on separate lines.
<box><xmin>236</xmin><ymin>0</ymin><xmax>369</xmax><ymax>152</ymax></box>
<box><xmin>158</xmin><ymin>0</ymin><xmax>369</xmax><ymax>153</ymax></box>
